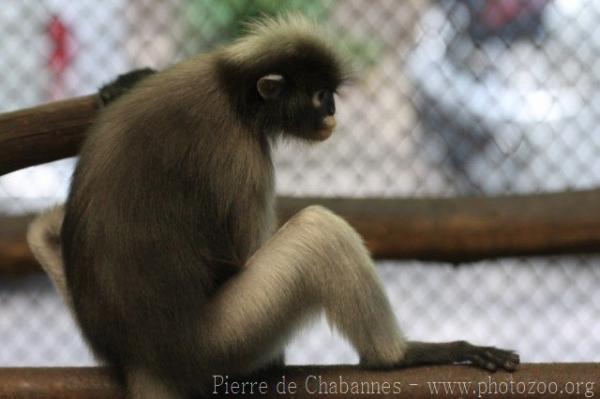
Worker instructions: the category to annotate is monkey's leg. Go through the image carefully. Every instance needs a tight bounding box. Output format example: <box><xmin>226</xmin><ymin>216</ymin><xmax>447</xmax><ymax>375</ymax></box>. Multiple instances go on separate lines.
<box><xmin>27</xmin><ymin>206</ymin><xmax>72</xmax><ymax>308</ymax></box>
<box><xmin>197</xmin><ymin>205</ymin><xmax>518</xmax><ymax>378</ymax></box>
<box><xmin>198</xmin><ymin>205</ymin><xmax>407</xmax><ymax>373</ymax></box>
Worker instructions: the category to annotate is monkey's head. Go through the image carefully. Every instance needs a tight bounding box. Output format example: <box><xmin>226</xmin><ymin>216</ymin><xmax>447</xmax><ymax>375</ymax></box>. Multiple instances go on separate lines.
<box><xmin>219</xmin><ymin>14</ymin><xmax>349</xmax><ymax>142</ymax></box>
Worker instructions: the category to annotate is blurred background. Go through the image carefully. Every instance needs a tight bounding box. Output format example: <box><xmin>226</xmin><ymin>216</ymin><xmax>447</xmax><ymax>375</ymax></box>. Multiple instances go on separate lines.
<box><xmin>1</xmin><ymin>0</ymin><xmax>599</xmax><ymax>366</ymax></box>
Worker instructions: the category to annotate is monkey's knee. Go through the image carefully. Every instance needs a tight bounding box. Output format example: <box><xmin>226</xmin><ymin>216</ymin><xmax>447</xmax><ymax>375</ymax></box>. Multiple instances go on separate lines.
<box><xmin>280</xmin><ymin>205</ymin><xmax>377</xmax><ymax>285</ymax></box>
<box><xmin>287</xmin><ymin>205</ymin><xmax>334</xmax><ymax>224</ymax></box>
<box><xmin>288</xmin><ymin>205</ymin><xmax>361</xmax><ymax>241</ymax></box>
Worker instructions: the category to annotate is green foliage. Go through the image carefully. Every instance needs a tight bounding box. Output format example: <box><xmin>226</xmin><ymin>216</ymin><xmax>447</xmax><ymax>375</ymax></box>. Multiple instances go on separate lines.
<box><xmin>184</xmin><ymin>0</ymin><xmax>380</xmax><ymax>69</ymax></box>
<box><xmin>338</xmin><ymin>36</ymin><xmax>384</xmax><ymax>69</ymax></box>
<box><xmin>185</xmin><ymin>0</ymin><xmax>328</xmax><ymax>44</ymax></box>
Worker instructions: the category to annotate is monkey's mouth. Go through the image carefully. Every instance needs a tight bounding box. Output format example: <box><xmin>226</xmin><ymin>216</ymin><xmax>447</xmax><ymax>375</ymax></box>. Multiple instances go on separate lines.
<box><xmin>316</xmin><ymin>115</ymin><xmax>336</xmax><ymax>141</ymax></box>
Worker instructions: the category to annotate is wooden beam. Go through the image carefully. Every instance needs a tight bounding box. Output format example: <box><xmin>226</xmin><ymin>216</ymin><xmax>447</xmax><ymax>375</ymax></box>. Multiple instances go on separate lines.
<box><xmin>0</xmin><ymin>95</ymin><xmax>98</xmax><ymax>175</ymax></box>
<box><xmin>277</xmin><ymin>191</ymin><xmax>600</xmax><ymax>262</ymax></box>
<box><xmin>2</xmin><ymin>94</ymin><xmax>600</xmax><ymax>274</ymax></box>
<box><xmin>0</xmin><ymin>364</ymin><xmax>598</xmax><ymax>398</ymax></box>
<box><xmin>2</xmin><ymin>189</ymin><xmax>600</xmax><ymax>276</ymax></box>
<box><xmin>0</xmin><ymin>214</ymin><xmax>39</xmax><ymax>275</ymax></box>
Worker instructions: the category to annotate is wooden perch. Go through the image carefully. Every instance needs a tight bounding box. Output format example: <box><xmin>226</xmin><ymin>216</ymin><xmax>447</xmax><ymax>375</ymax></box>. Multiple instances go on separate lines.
<box><xmin>2</xmin><ymin>189</ymin><xmax>600</xmax><ymax>276</ymax></box>
<box><xmin>2</xmin><ymin>93</ymin><xmax>600</xmax><ymax>275</ymax></box>
<box><xmin>278</xmin><ymin>190</ymin><xmax>600</xmax><ymax>262</ymax></box>
<box><xmin>0</xmin><ymin>214</ymin><xmax>38</xmax><ymax>275</ymax></box>
<box><xmin>0</xmin><ymin>95</ymin><xmax>98</xmax><ymax>175</ymax></box>
<box><xmin>0</xmin><ymin>364</ymin><xmax>598</xmax><ymax>398</ymax></box>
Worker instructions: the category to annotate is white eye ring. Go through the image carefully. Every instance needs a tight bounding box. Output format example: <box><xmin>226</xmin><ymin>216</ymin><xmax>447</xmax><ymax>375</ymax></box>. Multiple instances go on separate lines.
<box><xmin>312</xmin><ymin>90</ymin><xmax>327</xmax><ymax>107</ymax></box>
<box><xmin>257</xmin><ymin>74</ymin><xmax>285</xmax><ymax>99</ymax></box>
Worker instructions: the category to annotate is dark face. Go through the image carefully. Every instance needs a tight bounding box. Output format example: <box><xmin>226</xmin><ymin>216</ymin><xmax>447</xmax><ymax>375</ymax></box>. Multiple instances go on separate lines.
<box><xmin>256</xmin><ymin>74</ymin><xmax>338</xmax><ymax>142</ymax></box>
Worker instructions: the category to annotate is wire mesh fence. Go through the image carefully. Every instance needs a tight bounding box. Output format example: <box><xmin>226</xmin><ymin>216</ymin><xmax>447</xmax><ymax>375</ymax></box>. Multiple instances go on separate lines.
<box><xmin>1</xmin><ymin>0</ymin><xmax>599</xmax><ymax>366</ymax></box>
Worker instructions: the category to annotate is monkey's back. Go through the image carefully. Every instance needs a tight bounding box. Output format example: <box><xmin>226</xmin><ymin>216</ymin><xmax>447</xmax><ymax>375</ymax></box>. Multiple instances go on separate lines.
<box><xmin>61</xmin><ymin>56</ymin><xmax>275</xmax><ymax>383</ymax></box>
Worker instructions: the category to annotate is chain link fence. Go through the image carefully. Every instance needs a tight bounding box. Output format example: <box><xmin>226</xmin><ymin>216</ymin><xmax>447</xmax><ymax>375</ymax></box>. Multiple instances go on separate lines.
<box><xmin>1</xmin><ymin>0</ymin><xmax>599</xmax><ymax>366</ymax></box>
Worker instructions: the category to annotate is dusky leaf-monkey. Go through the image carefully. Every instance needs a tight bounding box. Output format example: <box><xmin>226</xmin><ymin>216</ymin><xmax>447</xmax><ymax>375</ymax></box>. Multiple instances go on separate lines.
<box><xmin>28</xmin><ymin>14</ymin><xmax>519</xmax><ymax>399</ymax></box>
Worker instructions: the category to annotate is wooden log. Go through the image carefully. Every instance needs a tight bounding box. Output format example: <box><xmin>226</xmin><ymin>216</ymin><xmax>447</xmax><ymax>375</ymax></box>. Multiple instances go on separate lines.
<box><xmin>0</xmin><ymin>364</ymin><xmax>598</xmax><ymax>398</ymax></box>
<box><xmin>2</xmin><ymin>189</ymin><xmax>600</xmax><ymax>276</ymax></box>
<box><xmin>0</xmin><ymin>214</ymin><xmax>41</xmax><ymax>276</ymax></box>
<box><xmin>0</xmin><ymin>95</ymin><xmax>98</xmax><ymax>175</ymax></box>
<box><xmin>2</xmin><ymin>93</ymin><xmax>600</xmax><ymax>274</ymax></box>
<box><xmin>277</xmin><ymin>190</ymin><xmax>600</xmax><ymax>262</ymax></box>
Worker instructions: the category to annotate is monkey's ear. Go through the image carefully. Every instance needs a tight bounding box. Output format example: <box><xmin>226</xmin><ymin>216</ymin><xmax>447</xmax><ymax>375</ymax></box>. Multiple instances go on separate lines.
<box><xmin>257</xmin><ymin>74</ymin><xmax>285</xmax><ymax>100</ymax></box>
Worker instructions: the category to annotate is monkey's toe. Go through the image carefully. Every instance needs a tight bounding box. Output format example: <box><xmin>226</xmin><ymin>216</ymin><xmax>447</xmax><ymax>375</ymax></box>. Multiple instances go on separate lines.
<box><xmin>466</xmin><ymin>346</ymin><xmax>519</xmax><ymax>372</ymax></box>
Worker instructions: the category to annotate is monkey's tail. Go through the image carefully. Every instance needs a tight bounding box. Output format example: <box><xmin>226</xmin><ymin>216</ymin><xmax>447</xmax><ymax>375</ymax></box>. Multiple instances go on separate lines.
<box><xmin>27</xmin><ymin>206</ymin><xmax>71</xmax><ymax>305</ymax></box>
<box><xmin>26</xmin><ymin>207</ymin><xmax>126</xmax><ymax>385</ymax></box>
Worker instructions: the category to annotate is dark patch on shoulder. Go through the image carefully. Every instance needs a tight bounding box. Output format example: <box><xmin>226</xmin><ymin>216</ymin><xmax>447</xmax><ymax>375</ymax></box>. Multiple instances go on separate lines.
<box><xmin>99</xmin><ymin>68</ymin><xmax>157</xmax><ymax>106</ymax></box>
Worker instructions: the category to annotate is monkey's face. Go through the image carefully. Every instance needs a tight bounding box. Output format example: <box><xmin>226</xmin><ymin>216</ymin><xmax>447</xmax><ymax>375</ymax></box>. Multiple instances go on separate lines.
<box><xmin>256</xmin><ymin>74</ymin><xmax>338</xmax><ymax>142</ymax></box>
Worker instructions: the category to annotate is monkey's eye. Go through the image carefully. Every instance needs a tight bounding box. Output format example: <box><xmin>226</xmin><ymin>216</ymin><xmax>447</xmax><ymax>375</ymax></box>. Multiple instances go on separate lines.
<box><xmin>312</xmin><ymin>90</ymin><xmax>327</xmax><ymax>107</ymax></box>
<box><xmin>257</xmin><ymin>74</ymin><xmax>286</xmax><ymax>100</ymax></box>
<box><xmin>316</xmin><ymin>90</ymin><xmax>327</xmax><ymax>102</ymax></box>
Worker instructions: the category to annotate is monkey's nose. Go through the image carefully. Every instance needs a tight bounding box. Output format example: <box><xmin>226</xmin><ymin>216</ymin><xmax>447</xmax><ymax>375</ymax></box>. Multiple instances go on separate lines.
<box><xmin>324</xmin><ymin>91</ymin><xmax>335</xmax><ymax>115</ymax></box>
<box><xmin>314</xmin><ymin>90</ymin><xmax>336</xmax><ymax>116</ymax></box>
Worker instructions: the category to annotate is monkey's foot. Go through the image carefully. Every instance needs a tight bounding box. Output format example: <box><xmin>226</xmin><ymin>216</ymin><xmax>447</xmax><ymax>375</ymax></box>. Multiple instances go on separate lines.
<box><xmin>369</xmin><ymin>340</ymin><xmax>520</xmax><ymax>372</ymax></box>
<box><xmin>449</xmin><ymin>341</ymin><xmax>520</xmax><ymax>372</ymax></box>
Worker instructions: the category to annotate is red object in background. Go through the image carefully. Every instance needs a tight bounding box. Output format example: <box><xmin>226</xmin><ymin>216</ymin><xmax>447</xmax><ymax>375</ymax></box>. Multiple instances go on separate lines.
<box><xmin>481</xmin><ymin>0</ymin><xmax>550</xmax><ymax>29</ymax></box>
<box><xmin>46</xmin><ymin>14</ymin><xmax>72</xmax><ymax>99</ymax></box>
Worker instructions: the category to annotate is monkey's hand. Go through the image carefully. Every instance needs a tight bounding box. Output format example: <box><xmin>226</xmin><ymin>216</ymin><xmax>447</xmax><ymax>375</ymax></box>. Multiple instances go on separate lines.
<box><xmin>98</xmin><ymin>68</ymin><xmax>157</xmax><ymax>106</ymax></box>
<box><xmin>391</xmin><ymin>340</ymin><xmax>519</xmax><ymax>372</ymax></box>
